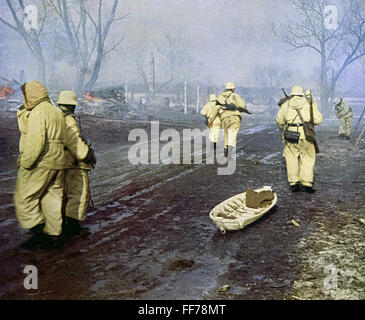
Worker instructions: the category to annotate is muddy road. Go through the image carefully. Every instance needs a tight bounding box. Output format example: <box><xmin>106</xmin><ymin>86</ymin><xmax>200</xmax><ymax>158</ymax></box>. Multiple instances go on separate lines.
<box><xmin>0</xmin><ymin>109</ymin><xmax>364</xmax><ymax>300</ymax></box>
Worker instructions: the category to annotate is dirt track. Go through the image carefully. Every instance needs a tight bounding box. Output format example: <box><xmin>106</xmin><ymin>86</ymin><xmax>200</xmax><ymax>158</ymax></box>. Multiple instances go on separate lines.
<box><xmin>0</xmin><ymin>109</ymin><xmax>364</xmax><ymax>300</ymax></box>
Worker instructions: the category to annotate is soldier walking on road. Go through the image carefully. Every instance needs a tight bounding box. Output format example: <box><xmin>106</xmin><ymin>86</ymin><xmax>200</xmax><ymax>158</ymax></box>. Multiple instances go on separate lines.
<box><xmin>276</xmin><ymin>85</ymin><xmax>323</xmax><ymax>193</ymax></box>
<box><xmin>200</xmin><ymin>94</ymin><xmax>221</xmax><ymax>150</ymax></box>
<box><xmin>333</xmin><ymin>97</ymin><xmax>353</xmax><ymax>140</ymax></box>
<box><xmin>216</xmin><ymin>82</ymin><xmax>250</xmax><ymax>157</ymax></box>
<box><xmin>57</xmin><ymin>90</ymin><xmax>96</xmax><ymax>238</ymax></box>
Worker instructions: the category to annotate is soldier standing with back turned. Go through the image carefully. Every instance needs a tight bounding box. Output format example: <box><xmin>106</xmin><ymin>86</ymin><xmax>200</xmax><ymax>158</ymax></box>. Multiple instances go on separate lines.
<box><xmin>276</xmin><ymin>85</ymin><xmax>323</xmax><ymax>193</ymax></box>
<box><xmin>14</xmin><ymin>81</ymin><xmax>94</xmax><ymax>250</ymax></box>
<box><xmin>216</xmin><ymin>82</ymin><xmax>249</xmax><ymax>157</ymax></box>
<box><xmin>57</xmin><ymin>90</ymin><xmax>96</xmax><ymax>237</ymax></box>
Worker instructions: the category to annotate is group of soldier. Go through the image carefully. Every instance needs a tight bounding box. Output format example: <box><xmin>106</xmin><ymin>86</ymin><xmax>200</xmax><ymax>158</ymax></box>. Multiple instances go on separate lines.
<box><xmin>14</xmin><ymin>79</ymin><xmax>355</xmax><ymax>249</ymax></box>
<box><xmin>201</xmin><ymin>82</ymin><xmax>354</xmax><ymax>194</ymax></box>
<box><xmin>15</xmin><ymin>80</ymin><xmax>95</xmax><ymax>250</ymax></box>
<box><xmin>200</xmin><ymin>82</ymin><xmax>250</xmax><ymax>158</ymax></box>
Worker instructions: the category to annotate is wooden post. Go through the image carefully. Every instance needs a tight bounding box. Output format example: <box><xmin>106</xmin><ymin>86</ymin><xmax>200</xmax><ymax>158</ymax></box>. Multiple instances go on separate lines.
<box><xmin>125</xmin><ymin>81</ymin><xmax>128</xmax><ymax>103</ymax></box>
<box><xmin>184</xmin><ymin>81</ymin><xmax>187</xmax><ymax>114</ymax></box>
<box><xmin>19</xmin><ymin>69</ymin><xmax>25</xmax><ymax>84</ymax></box>
<box><xmin>150</xmin><ymin>51</ymin><xmax>155</xmax><ymax>96</ymax></box>
<box><xmin>353</xmin><ymin>125</ymin><xmax>365</xmax><ymax>152</ymax></box>
<box><xmin>196</xmin><ymin>85</ymin><xmax>200</xmax><ymax>114</ymax></box>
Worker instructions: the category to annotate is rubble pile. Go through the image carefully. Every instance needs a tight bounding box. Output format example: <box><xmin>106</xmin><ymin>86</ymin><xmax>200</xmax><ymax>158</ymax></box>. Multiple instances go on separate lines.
<box><xmin>78</xmin><ymin>87</ymin><xmax>128</xmax><ymax>118</ymax></box>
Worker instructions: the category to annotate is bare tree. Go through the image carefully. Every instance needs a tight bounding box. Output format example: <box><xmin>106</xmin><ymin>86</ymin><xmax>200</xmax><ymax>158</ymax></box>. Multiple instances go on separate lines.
<box><xmin>131</xmin><ymin>48</ymin><xmax>153</xmax><ymax>93</ymax></box>
<box><xmin>0</xmin><ymin>0</ymin><xmax>48</xmax><ymax>82</ymax></box>
<box><xmin>154</xmin><ymin>32</ymin><xmax>193</xmax><ymax>91</ymax></box>
<box><xmin>49</xmin><ymin>0</ymin><xmax>126</xmax><ymax>90</ymax></box>
<box><xmin>275</xmin><ymin>0</ymin><xmax>365</xmax><ymax>116</ymax></box>
<box><xmin>253</xmin><ymin>65</ymin><xmax>292</xmax><ymax>88</ymax></box>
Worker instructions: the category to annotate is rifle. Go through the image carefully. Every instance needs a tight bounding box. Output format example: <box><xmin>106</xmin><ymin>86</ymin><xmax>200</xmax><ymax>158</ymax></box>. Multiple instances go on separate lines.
<box><xmin>77</xmin><ymin>114</ymin><xmax>95</xmax><ymax>208</ymax></box>
<box><xmin>277</xmin><ymin>88</ymin><xmax>292</xmax><ymax>107</ymax></box>
<box><xmin>308</xmin><ymin>91</ymin><xmax>320</xmax><ymax>154</ymax></box>
<box><xmin>78</xmin><ymin>114</ymin><xmax>92</xmax><ymax>148</ymax></box>
<box><xmin>217</xmin><ymin>101</ymin><xmax>252</xmax><ymax>114</ymax></box>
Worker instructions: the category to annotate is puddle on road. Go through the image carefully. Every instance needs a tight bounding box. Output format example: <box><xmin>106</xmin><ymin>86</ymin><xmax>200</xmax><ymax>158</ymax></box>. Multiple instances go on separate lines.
<box><xmin>90</xmin><ymin>279</ymin><xmax>111</xmax><ymax>291</ymax></box>
<box><xmin>121</xmin><ymin>168</ymin><xmax>197</xmax><ymax>202</ymax></box>
<box><xmin>259</xmin><ymin>152</ymin><xmax>281</xmax><ymax>164</ymax></box>
<box><xmin>86</xmin><ymin>211</ymin><xmax>133</xmax><ymax>233</ymax></box>
<box><xmin>167</xmin><ymin>259</ymin><xmax>195</xmax><ymax>271</ymax></box>
<box><xmin>139</xmin><ymin>253</ymin><xmax>237</xmax><ymax>300</ymax></box>
<box><xmin>242</xmin><ymin>125</ymin><xmax>271</xmax><ymax>135</ymax></box>
<box><xmin>0</xmin><ymin>218</ymin><xmax>16</xmax><ymax>227</ymax></box>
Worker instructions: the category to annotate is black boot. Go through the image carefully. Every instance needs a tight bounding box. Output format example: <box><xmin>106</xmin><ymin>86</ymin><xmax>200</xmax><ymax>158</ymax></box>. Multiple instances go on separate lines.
<box><xmin>40</xmin><ymin>235</ymin><xmax>63</xmax><ymax>250</ymax></box>
<box><xmin>20</xmin><ymin>223</ymin><xmax>46</xmax><ymax>250</ymax></box>
<box><xmin>303</xmin><ymin>186</ymin><xmax>316</xmax><ymax>193</ymax></box>
<box><xmin>224</xmin><ymin>147</ymin><xmax>228</xmax><ymax>157</ymax></box>
<box><xmin>290</xmin><ymin>182</ymin><xmax>301</xmax><ymax>193</ymax></box>
<box><xmin>63</xmin><ymin>217</ymin><xmax>91</xmax><ymax>237</ymax></box>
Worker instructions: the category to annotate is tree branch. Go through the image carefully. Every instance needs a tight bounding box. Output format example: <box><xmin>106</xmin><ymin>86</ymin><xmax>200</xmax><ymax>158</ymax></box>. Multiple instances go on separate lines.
<box><xmin>103</xmin><ymin>36</ymin><xmax>124</xmax><ymax>56</ymax></box>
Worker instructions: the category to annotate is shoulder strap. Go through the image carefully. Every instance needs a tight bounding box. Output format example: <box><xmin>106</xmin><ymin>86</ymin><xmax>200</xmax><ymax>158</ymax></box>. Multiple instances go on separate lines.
<box><xmin>295</xmin><ymin>108</ymin><xmax>305</xmax><ymax>123</ymax></box>
<box><xmin>287</xmin><ymin>101</ymin><xmax>300</xmax><ymax>124</ymax></box>
<box><xmin>224</xmin><ymin>92</ymin><xmax>232</xmax><ymax>104</ymax></box>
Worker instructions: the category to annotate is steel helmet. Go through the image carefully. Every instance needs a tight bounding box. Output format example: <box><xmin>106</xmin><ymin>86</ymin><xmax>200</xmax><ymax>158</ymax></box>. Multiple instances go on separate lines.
<box><xmin>57</xmin><ymin>90</ymin><xmax>78</xmax><ymax>106</ymax></box>
<box><xmin>290</xmin><ymin>85</ymin><xmax>304</xmax><ymax>96</ymax></box>
<box><xmin>209</xmin><ymin>94</ymin><xmax>217</xmax><ymax>101</ymax></box>
<box><xmin>333</xmin><ymin>97</ymin><xmax>342</xmax><ymax>105</ymax></box>
<box><xmin>225</xmin><ymin>82</ymin><xmax>236</xmax><ymax>90</ymax></box>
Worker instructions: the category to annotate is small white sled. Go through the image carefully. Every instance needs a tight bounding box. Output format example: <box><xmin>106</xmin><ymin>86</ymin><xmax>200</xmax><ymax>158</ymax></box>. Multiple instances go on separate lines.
<box><xmin>209</xmin><ymin>186</ymin><xmax>277</xmax><ymax>234</ymax></box>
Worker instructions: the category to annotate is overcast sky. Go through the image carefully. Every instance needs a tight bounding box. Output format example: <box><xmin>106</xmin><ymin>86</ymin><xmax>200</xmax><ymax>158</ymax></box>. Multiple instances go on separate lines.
<box><xmin>103</xmin><ymin>0</ymin><xmax>364</xmax><ymax>89</ymax></box>
<box><xmin>107</xmin><ymin>0</ymin><xmax>313</xmax><ymax>85</ymax></box>
<box><xmin>0</xmin><ymin>0</ymin><xmax>364</xmax><ymax>91</ymax></box>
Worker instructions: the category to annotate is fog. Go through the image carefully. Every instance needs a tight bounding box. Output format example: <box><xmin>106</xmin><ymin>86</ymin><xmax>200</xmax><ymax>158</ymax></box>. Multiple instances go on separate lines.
<box><xmin>0</xmin><ymin>0</ymin><xmax>364</xmax><ymax>93</ymax></box>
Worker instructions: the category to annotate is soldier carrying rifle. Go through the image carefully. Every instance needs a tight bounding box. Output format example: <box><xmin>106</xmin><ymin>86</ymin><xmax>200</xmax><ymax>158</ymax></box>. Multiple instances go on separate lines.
<box><xmin>215</xmin><ymin>82</ymin><xmax>252</xmax><ymax>158</ymax></box>
<box><xmin>276</xmin><ymin>85</ymin><xmax>322</xmax><ymax>193</ymax></box>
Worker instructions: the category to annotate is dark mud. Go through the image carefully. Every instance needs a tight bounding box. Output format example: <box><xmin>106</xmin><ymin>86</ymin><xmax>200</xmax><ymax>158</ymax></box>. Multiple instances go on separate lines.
<box><xmin>0</xmin><ymin>109</ymin><xmax>364</xmax><ymax>300</ymax></box>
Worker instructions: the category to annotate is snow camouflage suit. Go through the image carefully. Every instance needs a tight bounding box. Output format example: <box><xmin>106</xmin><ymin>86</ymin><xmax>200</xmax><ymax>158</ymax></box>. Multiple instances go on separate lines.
<box><xmin>58</xmin><ymin>93</ymin><xmax>93</xmax><ymax>223</ymax></box>
<box><xmin>216</xmin><ymin>90</ymin><xmax>247</xmax><ymax>148</ymax></box>
<box><xmin>200</xmin><ymin>94</ymin><xmax>221</xmax><ymax>143</ymax></box>
<box><xmin>276</xmin><ymin>88</ymin><xmax>323</xmax><ymax>187</ymax></box>
<box><xmin>335</xmin><ymin>98</ymin><xmax>353</xmax><ymax>138</ymax></box>
<box><xmin>14</xmin><ymin>81</ymin><xmax>90</xmax><ymax>236</ymax></box>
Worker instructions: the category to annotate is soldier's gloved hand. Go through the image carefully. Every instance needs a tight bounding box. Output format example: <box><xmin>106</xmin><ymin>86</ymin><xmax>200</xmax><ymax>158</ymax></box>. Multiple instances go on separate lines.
<box><xmin>90</xmin><ymin>153</ymin><xmax>97</xmax><ymax>169</ymax></box>
<box><xmin>83</xmin><ymin>148</ymin><xmax>96</xmax><ymax>168</ymax></box>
